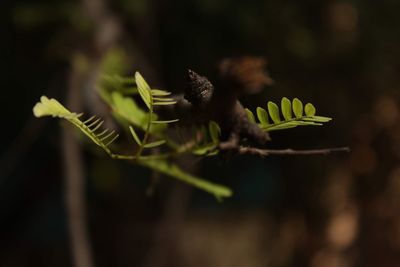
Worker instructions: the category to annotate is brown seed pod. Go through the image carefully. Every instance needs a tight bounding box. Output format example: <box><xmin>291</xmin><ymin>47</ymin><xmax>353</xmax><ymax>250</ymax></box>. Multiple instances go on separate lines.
<box><xmin>184</xmin><ymin>69</ymin><xmax>214</xmax><ymax>107</ymax></box>
<box><xmin>183</xmin><ymin>59</ymin><xmax>271</xmax><ymax>149</ymax></box>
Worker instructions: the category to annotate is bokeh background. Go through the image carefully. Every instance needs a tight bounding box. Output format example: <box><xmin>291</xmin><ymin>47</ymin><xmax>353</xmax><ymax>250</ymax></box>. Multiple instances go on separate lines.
<box><xmin>2</xmin><ymin>0</ymin><xmax>400</xmax><ymax>266</ymax></box>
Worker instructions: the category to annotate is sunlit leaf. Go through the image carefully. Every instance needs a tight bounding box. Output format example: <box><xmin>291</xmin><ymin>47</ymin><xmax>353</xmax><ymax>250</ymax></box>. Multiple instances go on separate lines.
<box><xmin>266</xmin><ymin>122</ymin><xmax>298</xmax><ymax>131</ymax></box>
<box><xmin>305</xmin><ymin>103</ymin><xmax>316</xmax><ymax>116</ymax></box>
<box><xmin>111</xmin><ymin>92</ymin><xmax>148</xmax><ymax>129</ymax></box>
<box><xmin>245</xmin><ymin>108</ymin><xmax>256</xmax><ymax>123</ymax></box>
<box><xmin>153</xmin><ymin>97</ymin><xmax>175</xmax><ymax>102</ymax></box>
<box><xmin>292</xmin><ymin>98</ymin><xmax>303</xmax><ymax>118</ymax></box>
<box><xmin>151</xmin><ymin>89</ymin><xmax>171</xmax><ymax>96</ymax></box>
<box><xmin>135</xmin><ymin>72</ymin><xmax>152</xmax><ymax>109</ymax></box>
<box><xmin>303</xmin><ymin>116</ymin><xmax>332</xmax><ymax>122</ymax></box>
<box><xmin>256</xmin><ymin>107</ymin><xmax>269</xmax><ymax>125</ymax></box>
<box><xmin>281</xmin><ymin>97</ymin><xmax>292</xmax><ymax>120</ymax></box>
<box><xmin>33</xmin><ymin>96</ymin><xmax>120</xmax><ymax>154</ymax></box>
<box><xmin>153</xmin><ymin>101</ymin><xmax>177</xmax><ymax>105</ymax></box>
<box><xmin>33</xmin><ymin>96</ymin><xmax>72</xmax><ymax>118</ymax></box>
<box><xmin>267</xmin><ymin>101</ymin><xmax>281</xmax><ymax>123</ymax></box>
<box><xmin>299</xmin><ymin>121</ymin><xmax>322</xmax><ymax>125</ymax></box>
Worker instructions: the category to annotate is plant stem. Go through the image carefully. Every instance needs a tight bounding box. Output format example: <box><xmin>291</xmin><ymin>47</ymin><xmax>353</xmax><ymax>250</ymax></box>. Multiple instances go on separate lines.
<box><xmin>237</xmin><ymin>146</ymin><xmax>350</xmax><ymax>157</ymax></box>
<box><xmin>135</xmin><ymin>102</ymin><xmax>154</xmax><ymax>158</ymax></box>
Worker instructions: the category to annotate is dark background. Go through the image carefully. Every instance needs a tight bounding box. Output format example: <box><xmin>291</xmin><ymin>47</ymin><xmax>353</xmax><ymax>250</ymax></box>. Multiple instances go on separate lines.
<box><xmin>2</xmin><ymin>0</ymin><xmax>400</xmax><ymax>266</ymax></box>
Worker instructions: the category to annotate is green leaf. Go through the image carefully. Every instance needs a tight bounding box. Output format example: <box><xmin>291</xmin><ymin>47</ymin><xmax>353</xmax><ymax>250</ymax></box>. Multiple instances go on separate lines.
<box><xmin>292</xmin><ymin>98</ymin><xmax>303</xmax><ymax>118</ymax></box>
<box><xmin>209</xmin><ymin>121</ymin><xmax>221</xmax><ymax>143</ymax></box>
<box><xmin>111</xmin><ymin>92</ymin><xmax>148</xmax><ymax>129</ymax></box>
<box><xmin>33</xmin><ymin>96</ymin><xmax>73</xmax><ymax>118</ymax></box>
<box><xmin>151</xmin><ymin>89</ymin><xmax>171</xmax><ymax>96</ymax></box>
<box><xmin>110</xmin><ymin>92</ymin><xmax>165</xmax><ymax>133</ymax></box>
<box><xmin>129</xmin><ymin>126</ymin><xmax>141</xmax><ymax>145</ymax></box>
<box><xmin>151</xmin><ymin>119</ymin><xmax>179</xmax><ymax>124</ymax></box>
<box><xmin>247</xmin><ymin>97</ymin><xmax>332</xmax><ymax>132</ymax></box>
<box><xmin>305</xmin><ymin>103</ymin><xmax>316</xmax><ymax>116</ymax></box>
<box><xmin>138</xmin><ymin>159</ymin><xmax>232</xmax><ymax>199</ymax></box>
<box><xmin>281</xmin><ymin>97</ymin><xmax>292</xmax><ymax>120</ymax></box>
<box><xmin>245</xmin><ymin>108</ymin><xmax>256</xmax><ymax>123</ymax></box>
<box><xmin>153</xmin><ymin>97</ymin><xmax>175</xmax><ymax>102</ymax></box>
<box><xmin>153</xmin><ymin>101</ymin><xmax>177</xmax><ymax>105</ymax></box>
<box><xmin>267</xmin><ymin>101</ymin><xmax>281</xmax><ymax>123</ymax></box>
<box><xmin>192</xmin><ymin>143</ymin><xmax>217</xmax><ymax>155</ymax></box>
<box><xmin>302</xmin><ymin>116</ymin><xmax>332</xmax><ymax>122</ymax></box>
<box><xmin>256</xmin><ymin>107</ymin><xmax>269</xmax><ymax>125</ymax></box>
<box><xmin>296</xmin><ymin>121</ymin><xmax>322</xmax><ymax>126</ymax></box>
<box><xmin>143</xmin><ymin>140</ymin><xmax>166</xmax><ymax>148</ymax></box>
<box><xmin>33</xmin><ymin>96</ymin><xmax>121</xmax><ymax>154</ymax></box>
<box><xmin>135</xmin><ymin>72</ymin><xmax>152</xmax><ymax>109</ymax></box>
<box><xmin>266</xmin><ymin>122</ymin><xmax>299</xmax><ymax>131</ymax></box>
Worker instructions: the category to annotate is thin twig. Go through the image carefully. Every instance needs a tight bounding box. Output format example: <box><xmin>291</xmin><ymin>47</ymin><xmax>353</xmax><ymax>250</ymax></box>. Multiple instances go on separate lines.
<box><xmin>237</xmin><ymin>146</ymin><xmax>350</xmax><ymax>157</ymax></box>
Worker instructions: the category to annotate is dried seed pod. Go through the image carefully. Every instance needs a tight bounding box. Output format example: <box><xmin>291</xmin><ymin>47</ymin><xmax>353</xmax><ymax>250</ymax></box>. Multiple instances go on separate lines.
<box><xmin>183</xmin><ymin>59</ymin><xmax>271</xmax><ymax>148</ymax></box>
<box><xmin>184</xmin><ymin>69</ymin><xmax>214</xmax><ymax>107</ymax></box>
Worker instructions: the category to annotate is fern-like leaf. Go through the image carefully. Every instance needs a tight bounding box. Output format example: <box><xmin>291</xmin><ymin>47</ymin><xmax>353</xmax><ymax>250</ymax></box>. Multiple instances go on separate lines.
<box><xmin>134</xmin><ymin>72</ymin><xmax>178</xmax><ymax>121</ymax></box>
<box><xmin>135</xmin><ymin>72</ymin><xmax>152</xmax><ymax>109</ymax></box>
<box><xmin>292</xmin><ymin>98</ymin><xmax>303</xmax><ymax>118</ymax></box>
<box><xmin>132</xmin><ymin>72</ymin><xmax>179</xmax><ymax>156</ymax></box>
<box><xmin>245</xmin><ymin>97</ymin><xmax>332</xmax><ymax>131</ymax></box>
<box><xmin>33</xmin><ymin>96</ymin><xmax>231</xmax><ymax>198</ymax></box>
<box><xmin>33</xmin><ymin>96</ymin><xmax>122</xmax><ymax>156</ymax></box>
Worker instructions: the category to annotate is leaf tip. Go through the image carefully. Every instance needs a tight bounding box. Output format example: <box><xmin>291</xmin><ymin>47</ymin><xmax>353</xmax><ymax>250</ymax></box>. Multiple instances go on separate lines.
<box><xmin>305</xmin><ymin>103</ymin><xmax>316</xmax><ymax>116</ymax></box>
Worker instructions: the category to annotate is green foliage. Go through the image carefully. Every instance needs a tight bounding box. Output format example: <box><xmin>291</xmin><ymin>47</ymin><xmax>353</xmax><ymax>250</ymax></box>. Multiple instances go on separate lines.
<box><xmin>245</xmin><ymin>97</ymin><xmax>332</xmax><ymax>131</ymax></box>
<box><xmin>256</xmin><ymin>107</ymin><xmax>269</xmax><ymax>125</ymax></box>
<box><xmin>33</xmin><ymin>96</ymin><xmax>121</xmax><ymax>157</ymax></box>
<box><xmin>33</xmin><ymin>71</ymin><xmax>332</xmax><ymax>200</ymax></box>
<box><xmin>129</xmin><ymin>126</ymin><xmax>142</xmax><ymax>145</ymax></box>
<box><xmin>245</xmin><ymin>108</ymin><xmax>256</xmax><ymax>123</ymax></box>
<box><xmin>33</xmin><ymin>74</ymin><xmax>231</xmax><ymax>200</ymax></box>
<box><xmin>209</xmin><ymin>121</ymin><xmax>221</xmax><ymax>144</ymax></box>
<box><xmin>192</xmin><ymin>121</ymin><xmax>221</xmax><ymax>156</ymax></box>
<box><xmin>111</xmin><ymin>92</ymin><xmax>149</xmax><ymax>130</ymax></box>
<box><xmin>292</xmin><ymin>98</ymin><xmax>303</xmax><ymax>118</ymax></box>
<box><xmin>267</xmin><ymin>101</ymin><xmax>281</xmax><ymax>123</ymax></box>
<box><xmin>138</xmin><ymin>159</ymin><xmax>232</xmax><ymax>198</ymax></box>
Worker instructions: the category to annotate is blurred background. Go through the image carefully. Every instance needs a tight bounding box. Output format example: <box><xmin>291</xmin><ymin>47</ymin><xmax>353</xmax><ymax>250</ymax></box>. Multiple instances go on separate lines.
<box><xmin>2</xmin><ymin>0</ymin><xmax>400</xmax><ymax>266</ymax></box>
